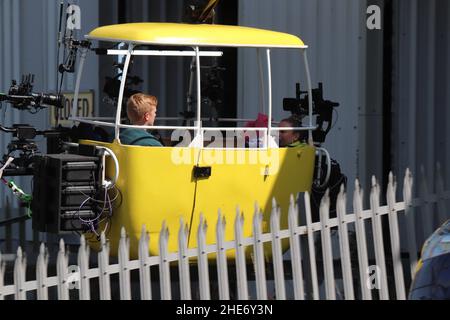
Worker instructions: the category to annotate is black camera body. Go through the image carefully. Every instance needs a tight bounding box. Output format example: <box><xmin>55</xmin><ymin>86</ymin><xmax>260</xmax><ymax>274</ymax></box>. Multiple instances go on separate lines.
<box><xmin>283</xmin><ymin>82</ymin><xmax>339</xmax><ymax>144</ymax></box>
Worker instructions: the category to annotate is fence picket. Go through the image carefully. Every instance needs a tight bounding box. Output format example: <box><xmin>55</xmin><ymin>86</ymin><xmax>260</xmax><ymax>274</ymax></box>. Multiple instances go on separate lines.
<box><xmin>336</xmin><ymin>185</ymin><xmax>354</xmax><ymax>300</ymax></box>
<box><xmin>197</xmin><ymin>214</ymin><xmax>210</xmax><ymax>300</ymax></box>
<box><xmin>319</xmin><ymin>190</ymin><xmax>335</xmax><ymax>300</ymax></box>
<box><xmin>304</xmin><ymin>191</ymin><xmax>319</xmax><ymax>300</ymax></box>
<box><xmin>403</xmin><ymin>168</ymin><xmax>418</xmax><ymax>279</ymax></box>
<box><xmin>436</xmin><ymin>163</ymin><xmax>448</xmax><ymax>225</ymax></box>
<box><xmin>234</xmin><ymin>207</ymin><xmax>249</xmax><ymax>300</ymax></box>
<box><xmin>420</xmin><ymin>166</ymin><xmax>434</xmax><ymax>239</ymax></box>
<box><xmin>139</xmin><ymin>225</ymin><xmax>152</xmax><ymax>300</ymax></box>
<box><xmin>288</xmin><ymin>194</ymin><xmax>305</xmax><ymax>300</ymax></box>
<box><xmin>118</xmin><ymin>227</ymin><xmax>131</xmax><ymax>300</ymax></box>
<box><xmin>271</xmin><ymin>198</ymin><xmax>286</xmax><ymax>300</ymax></box>
<box><xmin>56</xmin><ymin>239</ymin><xmax>69</xmax><ymax>300</ymax></box>
<box><xmin>353</xmin><ymin>179</ymin><xmax>372</xmax><ymax>300</ymax></box>
<box><xmin>78</xmin><ymin>235</ymin><xmax>90</xmax><ymax>300</ymax></box>
<box><xmin>252</xmin><ymin>202</ymin><xmax>268</xmax><ymax>300</ymax></box>
<box><xmin>216</xmin><ymin>209</ymin><xmax>230</xmax><ymax>300</ymax></box>
<box><xmin>36</xmin><ymin>243</ymin><xmax>49</xmax><ymax>300</ymax></box>
<box><xmin>98</xmin><ymin>232</ymin><xmax>112</xmax><ymax>300</ymax></box>
<box><xmin>159</xmin><ymin>221</ymin><xmax>171</xmax><ymax>300</ymax></box>
<box><xmin>178</xmin><ymin>219</ymin><xmax>191</xmax><ymax>300</ymax></box>
<box><xmin>0</xmin><ymin>252</ymin><xmax>4</xmax><ymax>300</ymax></box>
<box><xmin>386</xmin><ymin>172</ymin><xmax>406</xmax><ymax>300</ymax></box>
<box><xmin>14</xmin><ymin>246</ymin><xmax>26</xmax><ymax>300</ymax></box>
<box><xmin>370</xmin><ymin>176</ymin><xmax>389</xmax><ymax>300</ymax></box>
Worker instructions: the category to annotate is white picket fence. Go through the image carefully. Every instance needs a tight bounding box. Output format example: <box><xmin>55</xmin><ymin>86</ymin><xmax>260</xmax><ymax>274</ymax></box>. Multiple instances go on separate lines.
<box><xmin>0</xmin><ymin>166</ymin><xmax>449</xmax><ymax>300</ymax></box>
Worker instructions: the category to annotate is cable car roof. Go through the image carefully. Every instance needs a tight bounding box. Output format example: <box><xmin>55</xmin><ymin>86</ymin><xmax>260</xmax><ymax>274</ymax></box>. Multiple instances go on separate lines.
<box><xmin>86</xmin><ymin>22</ymin><xmax>306</xmax><ymax>49</ymax></box>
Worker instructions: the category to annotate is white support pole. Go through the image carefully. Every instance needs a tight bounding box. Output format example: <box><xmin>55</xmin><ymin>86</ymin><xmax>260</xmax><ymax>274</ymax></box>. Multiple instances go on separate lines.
<box><xmin>139</xmin><ymin>225</ymin><xmax>152</xmax><ymax>300</ymax></box>
<box><xmin>386</xmin><ymin>173</ymin><xmax>406</xmax><ymax>300</ymax></box>
<box><xmin>71</xmin><ymin>47</ymin><xmax>88</xmax><ymax>122</ymax></box>
<box><xmin>114</xmin><ymin>44</ymin><xmax>134</xmax><ymax>141</ymax></box>
<box><xmin>353</xmin><ymin>180</ymin><xmax>372</xmax><ymax>300</ymax></box>
<box><xmin>266</xmin><ymin>49</ymin><xmax>272</xmax><ymax>148</ymax></box>
<box><xmin>257</xmin><ymin>48</ymin><xmax>266</xmax><ymax>114</ymax></box>
<box><xmin>302</xmin><ymin>50</ymin><xmax>314</xmax><ymax>144</ymax></box>
<box><xmin>336</xmin><ymin>185</ymin><xmax>355</xmax><ymax>300</ymax></box>
<box><xmin>216</xmin><ymin>210</ymin><xmax>230</xmax><ymax>300</ymax></box>
<box><xmin>194</xmin><ymin>46</ymin><xmax>203</xmax><ymax>147</ymax></box>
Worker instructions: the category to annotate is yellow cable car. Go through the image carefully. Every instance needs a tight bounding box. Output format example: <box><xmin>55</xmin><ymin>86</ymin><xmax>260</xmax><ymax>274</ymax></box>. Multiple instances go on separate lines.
<box><xmin>72</xmin><ymin>23</ymin><xmax>319</xmax><ymax>259</ymax></box>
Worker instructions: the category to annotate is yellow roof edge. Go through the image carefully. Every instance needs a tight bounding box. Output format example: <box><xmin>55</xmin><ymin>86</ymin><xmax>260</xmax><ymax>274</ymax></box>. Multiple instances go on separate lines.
<box><xmin>85</xmin><ymin>23</ymin><xmax>306</xmax><ymax>49</ymax></box>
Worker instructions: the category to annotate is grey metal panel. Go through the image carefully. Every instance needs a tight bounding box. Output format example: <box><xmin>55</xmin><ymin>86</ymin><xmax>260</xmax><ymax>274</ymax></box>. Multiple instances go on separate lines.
<box><xmin>0</xmin><ymin>0</ymin><xmax>99</xmax><ymax>245</ymax></box>
<box><xmin>238</xmin><ymin>0</ymin><xmax>365</xmax><ymax>199</ymax></box>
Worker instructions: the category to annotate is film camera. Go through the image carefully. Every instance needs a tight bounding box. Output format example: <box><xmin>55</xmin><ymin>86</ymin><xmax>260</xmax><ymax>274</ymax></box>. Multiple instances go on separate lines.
<box><xmin>283</xmin><ymin>82</ymin><xmax>339</xmax><ymax>144</ymax></box>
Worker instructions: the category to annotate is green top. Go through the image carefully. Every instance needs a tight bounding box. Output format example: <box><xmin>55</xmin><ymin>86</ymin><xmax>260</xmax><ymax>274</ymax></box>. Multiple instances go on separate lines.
<box><xmin>287</xmin><ymin>140</ymin><xmax>306</xmax><ymax>148</ymax></box>
<box><xmin>120</xmin><ymin>128</ymin><xmax>163</xmax><ymax>147</ymax></box>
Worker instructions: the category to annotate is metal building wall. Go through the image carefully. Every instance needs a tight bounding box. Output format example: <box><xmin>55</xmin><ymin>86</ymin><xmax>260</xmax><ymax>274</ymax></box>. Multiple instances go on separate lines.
<box><xmin>392</xmin><ymin>0</ymin><xmax>450</xmax><ymax>193</ymax></box>
<box><xmin>0</xmin><ymin>0</ymin><xmax>99</xmax><ymax>243</ymax></box>
<box><xmin>238</xmin><ymin>0</ymin><xmax>369</xmax><ymax>199</ymax></box>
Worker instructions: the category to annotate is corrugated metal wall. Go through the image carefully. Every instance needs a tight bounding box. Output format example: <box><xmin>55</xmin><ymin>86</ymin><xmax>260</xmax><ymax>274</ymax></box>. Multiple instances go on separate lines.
<box><xmin>392</xmin><ymin>0</ymin><xmax>450</xmax><ymax>193</ymax></box>
<box><xmin>0</xmin><ymin>0</ymin><xmax>99</xmax><ymax>243</ymax></box>
<box><xmin>238</xmin><ymin>0</ymin><xmax>369</xmax><ymax>199</ymax></box>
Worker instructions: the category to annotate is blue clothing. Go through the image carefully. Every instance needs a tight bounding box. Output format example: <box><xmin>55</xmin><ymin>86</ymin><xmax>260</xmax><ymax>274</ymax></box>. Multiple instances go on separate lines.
<box><xmin>119</xmin><ymin>128</ymin><xmax>163</xmax><ymax>146</ymax></box>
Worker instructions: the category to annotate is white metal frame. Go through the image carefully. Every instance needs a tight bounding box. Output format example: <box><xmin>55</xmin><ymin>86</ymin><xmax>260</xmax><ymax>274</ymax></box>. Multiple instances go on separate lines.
<box><xmin>70</xmin><ymin>45</ymin><xmax>315</xmax><ymax>149</ymax></box>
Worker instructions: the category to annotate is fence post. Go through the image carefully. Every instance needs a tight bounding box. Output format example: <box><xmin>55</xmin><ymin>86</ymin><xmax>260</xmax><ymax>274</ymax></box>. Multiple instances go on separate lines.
<box><xmin>78</xmin><ymin>235</ymin><xmax>90</xmax><ymax>300</ymax></box>
<box><xmin>159</xmin><ymin>221</ymin><xmax>171</xmax><ymax>300</ymax></box>
<box><xmin>197</xmin><ymin>214</ymin><xmax>210</xmax><ymax>300</ymax></box>
<box><xmin>304</xmin><ymin>191</ymin><xmax>320</xmax><ymax>300</ymax></box>
<box><xmin>353</xmin><ymin>179</ymin><xmax>372</xmax><ymax>300</ymax></box>
<box><xmin>118</xmin><ymin>227</ymin><xmax>131</xmax><ymax>300</ymax></box>
<box><xmin>139</xmin><ymin>225</ymin><xmax>152</xmax><ymax>300</ymax></box>
<box><xmin>370</xmin><ymin>176</ymin><xmax>389</xmax><ymax>300</ymax></box>
<box><xmin>216</xmin><ymin>209</ymin><xmax>230</xmax><ymax>300</ymax></box>
<box><xmin>252</xmin><ymin>202</ymin><xmax>268</xmax><ymax>300</ymax></box>
<box><xmin>178</xmin><ymin>219</ymin><xmax>191</xmax><ymax>300</ymax></box>
<box><xmin>98</xmin><ymin>232</ymin><xmax>112</xmax><ymax>300</ymax></box>
<box><xmin>436</xmin><ymin>163</ymin><xmax>448</xmax><ymax>225</ymax></box>
<box><xmin>420</xmin><ymin>166</ymin><xmax>434</xmax><ymax>239</ymax></box>
<box><xmin>288</xmin><ymin>194</ymin><xmax>304</xmax><ymax>300</ymax></box>
<box><xmin>0</xmin><ymin>252</ymin><xmax>4</xmax><ymax>300</ymax></box>
<box><xmin>386</xmin><ymin>172</ymin><xmax>406</xmax><ymax>300</ymax></box>
<box><xmin>56</xmin><ymin>239</ymin><xmax>69</xmax><ymax>300</ymax></box>
<box><xmin>14</xmin><ymin>246</ymin><xmax>26</xmax><ymax>300</ymax></box>
<box><xmin>336</xmin><ymin>185</ymin><xmax>355</xmax><ymax>300</ymax></box>
<box><xmin>403</xmin><ymin>168</ymin><xmax>418</xmax><ymax>280</ymax></box>
<box><xmin>234</xmin><ymin>206</ymin><xmax>249</xmax><ymax>300</ymax></box>
<box><xmin>319</xmin><ymin>190</ymin><xmax>336</xmax><ymax>300</ymax></box>
<box><xmin>36</xmin><ymin>243</ymin><xmax>49</xmax><ymax>300</ymax></box>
